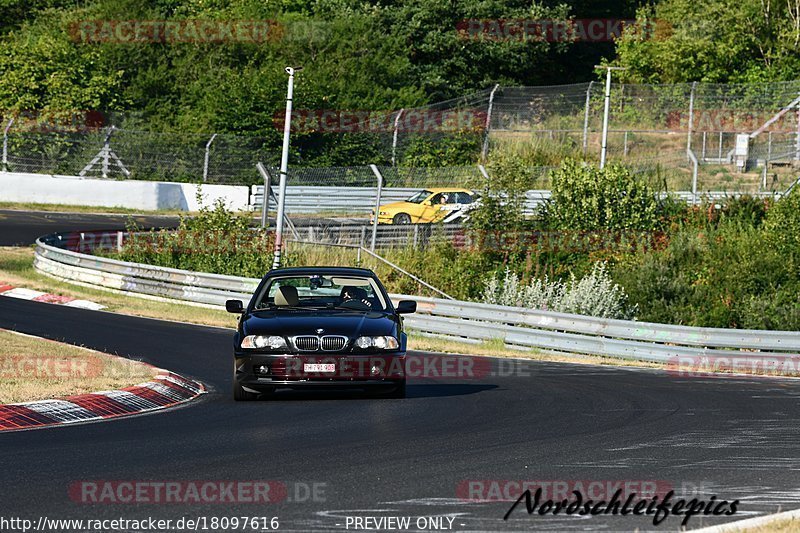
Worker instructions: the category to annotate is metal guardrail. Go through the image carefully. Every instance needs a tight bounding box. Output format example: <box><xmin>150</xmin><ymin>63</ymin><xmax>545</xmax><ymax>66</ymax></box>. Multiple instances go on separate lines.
<box><xmin>250</xmin><ymin>185</ymin><xmax>782</xmax><ymax>216</ymax></box>
<box><xmin>33</xmin><ymin>230</ymin><xmax>800</xmax><ymax>363</ymax></box>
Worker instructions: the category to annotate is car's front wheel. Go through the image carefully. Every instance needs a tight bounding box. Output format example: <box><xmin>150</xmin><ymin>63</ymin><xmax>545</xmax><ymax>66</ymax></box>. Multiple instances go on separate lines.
<box><xmin>383</xmin><ymin>379</ymin><xmax>406</xmax><ymax>399</ymax></box>
<box><xmin>393</xmin><ymin>213</ymin><xmax>411</xmax><ymax>225</ymax></box>
<box><xmin>233</xmin><ymin>381</ymin><xmax>259</xmax><ymax>401</ymax></box>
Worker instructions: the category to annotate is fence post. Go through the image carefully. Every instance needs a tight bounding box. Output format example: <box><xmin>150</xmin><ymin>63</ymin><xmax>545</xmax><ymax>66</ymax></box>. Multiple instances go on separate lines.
<box><xmin>623</xmin><ymin>131</ymin><xmax>629</xmax><ymax>157</ymax></box>
<box><xmin>481</xmin><ymin>84</ymin><xmax>500</xmax><ymax>162</ymax></box>
<box><xmin>369</xmin><ymin>164</ymin><xmax>383</xmax><ymax>251</ymax></box>
<box><xmin>767</xmin><ymin>131</ymin><xmax>773</xmax><ymax>167</ymax></box>
<box><xmin>687</xmin><ymin>81</ymin><xmax>697</xmax><ymax>159</ymax></box>
<box><xmin>597</xmin><ymin>66</ymin><xmax>625</xmax><ymax>168</ymax></box>
<box><xmin>796</xmin><ymin>94</ymin><xmax>800</xmax><ymax>162</ymax></box>
<box><xmin>391</xmin><ymin>109</ymin><xmax>404</xmax><ymax>167</ymax></box>
<box><xmin>582</xmin><ymin>81</ymin><xmax>593</xmax><ymax>156</ymax></box>
<box><xmin>688</xmin><ymin>149</ymin><xmax>699</xmax><ymax>204</ymax></box>
<box><xmin>477</xmin><ymin>164</ymin><xmax>490</xmax><ymax>180</ymax></box>
<box><xmin>102</xmin><ymin>128</ymin><xmax>111</xmax><ymax>178</ymax></box>
<box><xmin>256</xmin><ymin>162</ymin><xmax>271</xmax><ymax>229</ymax></box>
<box><xmin>718</xmin><ymin>131</ymin><xmax>723</xmax><ymax>161</ymax></box>
<box><xmin>202</xmin><ymin>133</ymin><xmax>217</xmax><ymax>183</ymax></box>
<box><xmin>2</xmin><ymin>117</ymin><xmax>14</xmax><ymax>172</ymax></box>
<box><xmin>701</xmin><ymin>132</ymin><xmax>707</xmax><ymax>160</ymax></box>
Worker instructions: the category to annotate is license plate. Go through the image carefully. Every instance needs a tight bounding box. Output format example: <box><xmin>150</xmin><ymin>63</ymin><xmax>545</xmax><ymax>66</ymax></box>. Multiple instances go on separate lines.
<box><xmin>304</xmin><ymin>363</ymin><xmax>335</xmax><ymax>373</ymax></box>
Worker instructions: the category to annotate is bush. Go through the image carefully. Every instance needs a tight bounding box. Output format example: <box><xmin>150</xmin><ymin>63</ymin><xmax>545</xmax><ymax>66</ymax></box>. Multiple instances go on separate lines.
<box><xmin>117</xmin><ymin>198</ymin><xmax>274</xmax><ymax>278</ymax></box>
<box><xmin>483</xmin><ymin>262</ymin><xmax>636</xmax><ymax>319</ymax></box>
<box><xmin>468</xmin><ymin>150</ymin><xmax>530</xmax><ymax>234</ymax></box>
<box><xmin>763</xmin><ymin>190</ymin><xmax>800</xmax><ymax>259</ymax></box>
<box><xmin>545</xmin><ymin>160</ymin><xmax>661</xmax><ymax>231</ymax></box>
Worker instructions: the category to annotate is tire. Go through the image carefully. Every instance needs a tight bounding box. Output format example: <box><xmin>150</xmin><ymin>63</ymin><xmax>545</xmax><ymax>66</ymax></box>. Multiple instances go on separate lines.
<box><xmin>233</xmin><ymin>381</ymin><xmax>259</xmax><ymax>401</ymax></box>
<box><xmin>384</xmin><ymin>379</ymin><xmax>406</xmax><ymax>399</ymax></box>
<box><xmin>393</xmin><ymin>213</ymin><xmax>412</xmax><ymax>225</ymax></box>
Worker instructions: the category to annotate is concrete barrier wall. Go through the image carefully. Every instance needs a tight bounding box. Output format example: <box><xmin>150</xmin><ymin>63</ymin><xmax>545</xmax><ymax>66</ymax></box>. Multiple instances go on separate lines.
<box><xmin>0</xmin><ymin>172</ymin><xmax>250</xmax><ymax>211</ymax></box>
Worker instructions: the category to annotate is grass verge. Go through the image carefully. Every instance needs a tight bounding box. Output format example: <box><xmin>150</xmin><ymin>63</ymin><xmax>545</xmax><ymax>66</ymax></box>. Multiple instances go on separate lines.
<box><xmin>735</xmin><ymin>515</ymin><xmax>800</xmax><ymax>533</ymax></box>
<box><xmin>0</xmin><ymin>329</ymin><xmax>156</xmax><ymax>403</ymax></box>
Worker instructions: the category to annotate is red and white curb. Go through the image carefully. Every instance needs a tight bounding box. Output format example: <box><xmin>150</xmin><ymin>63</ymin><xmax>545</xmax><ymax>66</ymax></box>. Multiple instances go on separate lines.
<box><xmin>0</xmin><ymin>371</ymin><xmax>206</xmax><ymax>432</ymax></box>
<box><xmin>0</xmin><ymin>284</ymin><xmax>105</xmax><ymax>311</ymax></box>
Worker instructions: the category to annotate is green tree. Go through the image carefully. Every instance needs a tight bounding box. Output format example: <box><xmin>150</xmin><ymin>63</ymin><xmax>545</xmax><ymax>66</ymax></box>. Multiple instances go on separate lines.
<box><xmin>613</xmin><ymin>0</ymin><xmax>800</xmax><ymax>83</ymax></box>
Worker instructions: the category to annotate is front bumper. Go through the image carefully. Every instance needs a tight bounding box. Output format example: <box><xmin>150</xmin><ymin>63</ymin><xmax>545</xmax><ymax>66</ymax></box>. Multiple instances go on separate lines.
<box><xmin>370</xmin><ymin>215</ymin><xmax>395</xmax><ymax>225</ymax></box>
<box><xmin>235</xmin><ymin>353</ymin><xmax>406</xmax><ymax>391</ymax></box>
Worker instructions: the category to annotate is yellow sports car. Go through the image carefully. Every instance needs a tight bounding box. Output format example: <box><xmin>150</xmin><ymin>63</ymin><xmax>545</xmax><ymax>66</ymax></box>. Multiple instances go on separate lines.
<box><xmin>373</xmin><ymin>188</ymin><xmax>478</xmax><ymax>224</ymax></box>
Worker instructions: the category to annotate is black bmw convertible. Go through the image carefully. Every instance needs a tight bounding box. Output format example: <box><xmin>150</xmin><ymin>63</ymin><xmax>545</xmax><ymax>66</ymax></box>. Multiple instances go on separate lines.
<box><xmin>226</xmin><ymin>267</ymin><xmax>417</xmax><ymax>400</ymax></box>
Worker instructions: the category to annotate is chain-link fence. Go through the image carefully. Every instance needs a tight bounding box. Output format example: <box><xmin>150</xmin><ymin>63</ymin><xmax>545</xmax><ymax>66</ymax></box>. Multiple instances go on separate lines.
<box><xmin>2</xmin><ymin>79</ymin><xmax>799</xmax><ymax>193</ymax></box>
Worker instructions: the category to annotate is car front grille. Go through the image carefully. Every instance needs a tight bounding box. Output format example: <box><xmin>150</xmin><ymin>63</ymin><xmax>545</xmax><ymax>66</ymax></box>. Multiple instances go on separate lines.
<box><xmin>321</xmin><ymin>336</ymin><xmax>347</xmax><ymax>351</ymax></box>
<box><xmin>292</xmin><ymin>335</ymin><xmax>348</xmax><ymax>352</ymax></box>
<box><xmin>294</xmin><ymin>336</ymin><xmax>320</xmax><ymax>351</ymax></box>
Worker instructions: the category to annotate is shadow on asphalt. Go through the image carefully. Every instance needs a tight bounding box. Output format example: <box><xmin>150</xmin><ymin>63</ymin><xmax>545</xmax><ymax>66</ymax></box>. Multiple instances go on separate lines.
<box><xmin>236</xmin><ymin>383</ymin><xmax>498</xmax><ymax>402</ymax></box>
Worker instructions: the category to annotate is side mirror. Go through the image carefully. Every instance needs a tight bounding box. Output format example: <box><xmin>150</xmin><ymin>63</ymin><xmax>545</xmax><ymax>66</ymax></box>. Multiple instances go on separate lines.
<box><xmin>396</xmin><ymin>300</ymin><xmax>417</xmax><ymax>314</ymax></box>
<box><xmin>226</xmin><ymin>299</ymin><xmax>244</xmax><ymax>314</ymax></box>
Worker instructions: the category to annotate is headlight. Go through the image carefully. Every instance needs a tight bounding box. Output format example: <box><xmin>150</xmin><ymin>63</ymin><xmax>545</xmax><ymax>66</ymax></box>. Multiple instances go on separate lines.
<box><xmin>354</xmin><ymin>336</ymin><xmax>399</xmax><ymax>350</ymax></box>
<box><xmin>241</xmin><ymin>335</ymin><xmax>287</xmax><ymax>350</ymax></box>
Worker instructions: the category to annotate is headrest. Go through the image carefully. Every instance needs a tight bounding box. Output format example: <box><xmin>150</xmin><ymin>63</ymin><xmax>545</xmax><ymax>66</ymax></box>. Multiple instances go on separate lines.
<box><xmin>275</xmin><ymin>285</ymin><xmax>299</xmax><ymax>306</ymax></box>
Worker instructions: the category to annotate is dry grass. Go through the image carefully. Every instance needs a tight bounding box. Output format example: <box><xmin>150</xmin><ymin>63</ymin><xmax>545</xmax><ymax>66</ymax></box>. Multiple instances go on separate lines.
<box><xmin>0</xmin><ymin>247</ymin><xmax>236</xmax><ymax>328</ymax></box>
<box><xmin>736</xmin><ymin>516</ymin><xmax>800</xmax><ymax>532</ymax></box>
<box><xmin>0</xmin><ymin>329</ymin><xmax>157</xmax><ymax>403</ymax></box>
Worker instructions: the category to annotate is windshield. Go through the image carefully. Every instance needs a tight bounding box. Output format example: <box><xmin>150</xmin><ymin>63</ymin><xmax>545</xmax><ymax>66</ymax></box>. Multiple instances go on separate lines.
<box><xmin>252</xmin><ymin>275</ymin><xmax>387</xmax><ymax>311</ymax></box>
<box><xmin>405</xmin><ymin>190</ymin><xmax>433</xmax><ymax>204</ymax></box>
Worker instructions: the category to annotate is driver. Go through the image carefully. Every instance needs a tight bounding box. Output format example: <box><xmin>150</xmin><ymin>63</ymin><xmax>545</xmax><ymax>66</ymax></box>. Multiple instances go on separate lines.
<box><xmin>339</xmin><ymin>286</ymin><xmax>372</xmax><ymax>308</ymax></box>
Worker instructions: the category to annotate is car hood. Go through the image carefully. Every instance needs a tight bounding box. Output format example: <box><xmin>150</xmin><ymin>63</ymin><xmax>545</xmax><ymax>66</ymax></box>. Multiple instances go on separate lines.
<box><xmin>242</xmin><ymin>310</ymin><xmax>397</xmax><ymax>338</ymax></box>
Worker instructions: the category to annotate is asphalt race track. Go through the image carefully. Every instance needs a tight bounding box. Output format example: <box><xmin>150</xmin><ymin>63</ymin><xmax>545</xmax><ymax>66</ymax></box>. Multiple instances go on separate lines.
<box><xmin>0</xmin><ymin>210</ymin><xmax>180</xmax><ymax>246</ymax></box>
<box><xmin>0</xmin><ymin>210</ymin><xmax>369</xmax><ymax>246</ymax></box>
<box><xmin>1</xmin><ymin>296</ymin><xmax>800</xmax><ymax>531</ymax></box>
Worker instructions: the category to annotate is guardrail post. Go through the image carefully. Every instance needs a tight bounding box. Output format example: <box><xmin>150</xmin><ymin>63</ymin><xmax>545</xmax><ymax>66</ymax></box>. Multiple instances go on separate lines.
<box><xmin>202</xmin><ymin>133</ymin><xmax>217</xmax><ymax>183</ymax></box>
<box><xmin>116</xmin><ymin>231</ymin><xmax>123</xmax><ymax>252</ymax></box>
<box><xmin>481</xmin><ymin>84</ymin><xmax>500</xmax><ymax>162</ymax></box>
<box><xmin>369</xmin><ymin>164</ymin><xmax>383</xmax><ymax>251</ymax></box>
<box><xmin>582</xmin><ymin>81</ymin><xmax>593</xmax><ymax>156</ymax></box>
<box><xmin>2</xmin><ymin>117</ymin><xmax>14</xmax><ymax>172</ymax></box>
